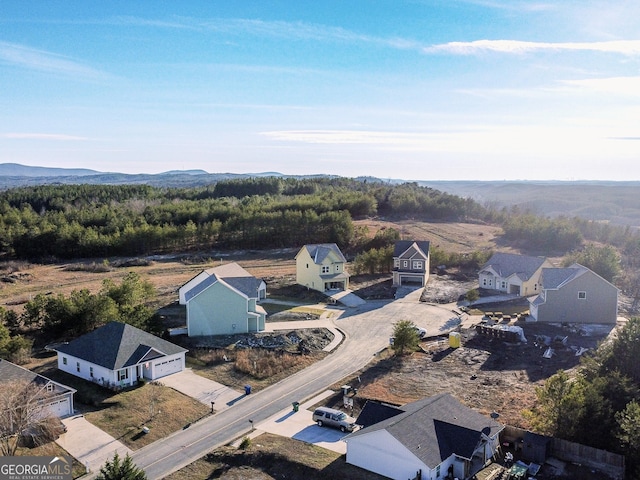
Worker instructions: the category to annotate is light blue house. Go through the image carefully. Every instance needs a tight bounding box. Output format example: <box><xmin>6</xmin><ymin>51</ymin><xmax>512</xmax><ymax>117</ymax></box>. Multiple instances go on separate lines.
<box><xmin>179</xmin><ymin>263</ymin><xmax>267</xmax><ymax>337</ymax></box>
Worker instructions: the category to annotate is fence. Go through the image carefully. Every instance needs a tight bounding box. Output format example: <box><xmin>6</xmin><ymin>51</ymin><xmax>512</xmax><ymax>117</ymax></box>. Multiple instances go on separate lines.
<box><xmin>501</xmin><ymin>425</ymin><xmax>625</xmax><ymax>479</ymax></box>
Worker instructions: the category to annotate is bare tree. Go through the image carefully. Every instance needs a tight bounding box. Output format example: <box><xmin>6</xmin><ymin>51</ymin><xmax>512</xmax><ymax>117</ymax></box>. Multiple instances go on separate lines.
<box><xmin>0</xmin><ymin>379</ymin><xmax>60</xmax><ymax>456</ymax></box>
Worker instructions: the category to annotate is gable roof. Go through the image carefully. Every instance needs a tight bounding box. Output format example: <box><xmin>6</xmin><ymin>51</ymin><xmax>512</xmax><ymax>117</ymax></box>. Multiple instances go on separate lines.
<box><xmin>348</xmin><ymin>393</ymin><xmax>503</xmax><ymax>469</ymax></box>
<box><xmin>0</xmin><ymin>359</ymin><xmax>75</xmax><ymax>395</ymax></box>
<box><xmin>54</xmin><ymin>322</ymin><xmax>186</xmax><ymax>371</ymax></box>
<box><xmin>297</xmin><ymin>243</ymin><xmax>346</xmax><ymax>264</ymax></box>
<box><xmin>355</xmin><ymin>400</ymin><xmax>404</xmax><ymax>428</ymax></box>
<box><xmin>480</xmin><ymin>252</ymin><xmax>548</xmax><ymax>281</ymax></box>
<box><xmin>393</xmin><ymin>240</ymin><xmax>430</xmax><ymax>259</ymax></box>
<box><xmin>182</xmin><ymin>262</ymin><xmax>264</xmax><ymax>302</ymax></box>
<box><xmin>540</xmin><ymin>263</ymin><xmax>618</xmax><ymax>291</ymax></box>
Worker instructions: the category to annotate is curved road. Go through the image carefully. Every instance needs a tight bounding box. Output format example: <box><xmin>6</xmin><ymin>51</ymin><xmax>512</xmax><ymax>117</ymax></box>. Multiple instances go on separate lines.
<box><xmin>131</xmin><ymin>290</ymin><xmax>460</xmax><ymax>479</ymax></box>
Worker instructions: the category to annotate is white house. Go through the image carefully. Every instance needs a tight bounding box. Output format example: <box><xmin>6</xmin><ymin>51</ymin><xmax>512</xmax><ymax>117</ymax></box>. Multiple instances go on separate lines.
<box><xmin>478</xmin><ymin>252</ymin><xmax>552</xmax><ymax>296</ymax></box>
<box><xmin>53</xmin><ymin>322</ymin><xmax>187</xmax><ymax>389</ymax></box>
<box><xmin>529</xmin><ymin>263</ymin><xmax>619</xmax><ymax>324</ymax></box>
<box><xmin>0</xmin><ymin>359</ymin><xmax>76</xmax><ymax>418</ymax></box>
<box><xmin>179</xmin><ymin>262</ymin><xmax>267</xmax><ymax>337</ymax></box>
<box><xmin>295</xmin><ymin>243</ymin><xmax>349</xmax><ymax>293</ymax></box>
<box><xmin>345</xmin><ymin>394</ymin><xmax>504</xmax><ymax>480</ymax></box>
<box><xmin>392</xmin><ymin>240</ymin><xmax>430</xmax><ymax>287</ymax></box>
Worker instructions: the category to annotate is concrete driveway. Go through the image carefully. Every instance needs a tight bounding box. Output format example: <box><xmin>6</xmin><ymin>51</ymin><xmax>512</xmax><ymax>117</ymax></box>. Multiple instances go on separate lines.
<box><xmin>158</xmin><ymin>368</ymin><xmax>245</xmax><ymax>411</ymax></box>
<box><xmin>57</xmin><ymin>415</ymin><xmax>132</xmax><ymax>474</ymax></box>
<box><xmin>249</xmin><ymin>390</ymin><xmax>349</xmax><ymax>454</ymax></box>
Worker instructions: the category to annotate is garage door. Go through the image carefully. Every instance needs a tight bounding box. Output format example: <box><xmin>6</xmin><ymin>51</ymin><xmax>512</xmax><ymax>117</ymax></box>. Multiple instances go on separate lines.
<box><xmin>45</xmin><ymin>397</ymin><xmax>71</xmax><ymax>418</ymax></box>
<box><xmin>153</xmin><ymin>357</ymin><xmax>182</xmax><ymax>379</ymax></box>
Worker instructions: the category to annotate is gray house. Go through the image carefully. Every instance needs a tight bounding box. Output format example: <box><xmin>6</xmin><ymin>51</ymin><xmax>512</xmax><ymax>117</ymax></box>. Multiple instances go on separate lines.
<box><xmin>529</xmin><ymin>263</ymin><xmax>618</xmax><ymax>324</ymax></box>
<box><xmin>478</xmin><ymin>252</ymin><xmax>552</xmax><ymax>296</ymax></box>
<box><xmin>345</xmin><ymin>393</ymin><xmax>504</xmax><ymax>480</ymax></box>
<box><xmin>392</xmin><ymin>240</ymin><xmax>430</xmax><ymax>287</ymax></box>
<box><xmin>0</xmin><ymin>359</ymin><xmax>76</xmax><ymax>418</ymax></box>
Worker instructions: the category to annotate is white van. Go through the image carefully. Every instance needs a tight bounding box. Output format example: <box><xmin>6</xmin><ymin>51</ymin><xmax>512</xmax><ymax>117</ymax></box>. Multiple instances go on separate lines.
<box><xmin>312</xmin><ymin>406</ymin><xmax>356</xmax><ymax>432</ymax></box>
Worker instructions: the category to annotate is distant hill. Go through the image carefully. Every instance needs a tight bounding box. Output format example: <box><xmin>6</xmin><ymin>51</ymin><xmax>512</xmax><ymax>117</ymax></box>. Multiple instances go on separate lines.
<box><xmin>0</xmin><ymin>163</ymin><xmax>100</xmax><ymax>177</ymax></box>
<box><xmin>1</xmin><ymin>164</ymin><xmax>640</xmax><ymax>227</ymax></box>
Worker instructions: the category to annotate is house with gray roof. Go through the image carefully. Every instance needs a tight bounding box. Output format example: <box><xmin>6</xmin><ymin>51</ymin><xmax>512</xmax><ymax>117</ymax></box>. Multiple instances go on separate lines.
<box><xmin>179</xmin><ymin>262</ymin><xmax>267</xmax><ymax>337</ymax></box>
<box><xmin>0</xmin><ymin>359</ymin><xmax>76</xmax><ymax>418</ymax></box>
<box><xmin>529</xmin><ymin>263</ymin><xmax>618</xmax><ymax>324</ymax></box>
<box><xmin>53</xmin><ymin>321</ymin><xmax>187</xmax><ymax>388</ymax></box>
<box><xmin>345</xmin><ymin>393</ymin><xmax>504</xmax><ymax>480</ymax></box>
<box><xmin>295</xmin><ymin>243</ymin><xmax>349</xmax><ymax>293</ymax></box>
<box><xmin>478</xmin><ymin>252</ymin><xmax>552</xmax><ymax>296</ymax></box>
<box><xmin>392</xmin><ymin>240</ymin><xmax>430</xmax><ymax>287</ymax></box>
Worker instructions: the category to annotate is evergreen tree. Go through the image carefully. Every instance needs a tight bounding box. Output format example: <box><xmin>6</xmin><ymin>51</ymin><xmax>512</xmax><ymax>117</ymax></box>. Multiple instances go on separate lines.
<box><xmin>96</xmin><ymin>452</ymin><xmax>147</xmax><ymax>480</ymax></box>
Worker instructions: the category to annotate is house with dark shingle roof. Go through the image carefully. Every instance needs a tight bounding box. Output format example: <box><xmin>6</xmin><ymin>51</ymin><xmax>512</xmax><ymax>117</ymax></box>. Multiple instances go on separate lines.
<box><xmin>392</xmin><ymin>240</ymin><xmax>430</xmax><ymax>287</ymax></box>
<box><xmin>478</xmin><ymin>252</ymin><xmax>552</xmax><ymax>296</ymax></box>
<box><xmin>295</xmin><ymin>243</ymin><xmax>349</xmax><ymax>293</ymax></box>
<box><xmin>53</xmin><ymin>322</ymin><xmax>187</xmax><ymax>388</ymax></box>
<box><xmin>529</xmin><ymin>263</ymin><xmax>618</xmax><ymax>324</ymax></box>
<box><xmin>179</xmin><ymin>262</ymin><xmax>267</xmax><ymax>337</ymax></box>
<box><xmin>345</xmin><ymin>393</ymin><xmax>504</xmax><ymax>480</ymax></box>
<box><xmin>0</xmin><ymin>359</ymin><xmax>76</xmax><ymax>417</ymax></box>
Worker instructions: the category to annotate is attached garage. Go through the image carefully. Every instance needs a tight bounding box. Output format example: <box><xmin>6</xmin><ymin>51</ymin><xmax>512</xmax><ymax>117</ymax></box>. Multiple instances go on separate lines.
<box><xmin>45</xmin><ymin>396</ymin><xmax>73</xmax><ymax>418</ymax></box>
<box><xmin>153</xmin><ymin>356</ymin><xmax>183</xmax><ymax>379</ymax></box>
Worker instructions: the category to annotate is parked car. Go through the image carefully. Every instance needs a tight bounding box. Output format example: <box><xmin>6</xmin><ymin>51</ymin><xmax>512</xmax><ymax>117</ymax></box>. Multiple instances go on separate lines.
<box><xmin>312</xmin><ymin>406</ymin><xmax>356</xmax><ymax>432</ymax></box>
<box><xmin>414</xmin><ymin>326</ymin><xmax>427</xmax><ymax>339</ymax></box>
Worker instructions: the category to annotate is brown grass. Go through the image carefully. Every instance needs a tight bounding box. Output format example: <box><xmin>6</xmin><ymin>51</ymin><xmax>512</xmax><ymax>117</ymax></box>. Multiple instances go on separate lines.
<box><xmin>234</xmin><ymin>349</ymin><xmax>302</xmax><ymax>379</ymax></box>
<box><xmin>84</xmin><ymin>383</ymin><xmax>210</xmax><ymax>449</ymax></box>
<box><xmin>164</xmin><ymin>432</ymin><xmax>387</xmax><ymax>480</ymax></box>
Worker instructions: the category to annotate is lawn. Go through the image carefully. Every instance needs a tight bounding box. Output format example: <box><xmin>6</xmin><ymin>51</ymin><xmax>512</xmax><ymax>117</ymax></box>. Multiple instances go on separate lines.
<box><xmin>17</xmin><ymin>442</ymin><xmax>86</xmax><ymax>478</ymax></box>
<box><xmin>164</xmin><ymin>433</ymin><xmax>386</xmax><ymax>480</ymax></box>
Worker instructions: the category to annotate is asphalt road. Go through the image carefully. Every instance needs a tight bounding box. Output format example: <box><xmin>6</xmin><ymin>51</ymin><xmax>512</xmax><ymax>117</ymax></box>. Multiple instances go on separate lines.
<box><xmin>131</xmin><ymin>289</ymin><xmax>460</xmax><ymax>479</ymax></box>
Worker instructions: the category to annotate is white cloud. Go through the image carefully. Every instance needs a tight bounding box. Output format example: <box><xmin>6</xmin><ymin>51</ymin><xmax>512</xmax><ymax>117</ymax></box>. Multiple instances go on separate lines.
<box><xmin>426</xmin><ymin>39</ymin><xmax>640</xmax><ymax>55</ymax></box>
<box><xmin>1</xmin><ymin>133</ymin><xmax>89</xmax><ymax>141</ymax></box>
<box><xmin>0</xmin><ymin>41</ymin><xmax>108</xmax><ymax>79</ymax></box>
<box><xmin>560</xmin><ymin>76</ymin><xmax>640</xmax><ymax>95</ymax></box>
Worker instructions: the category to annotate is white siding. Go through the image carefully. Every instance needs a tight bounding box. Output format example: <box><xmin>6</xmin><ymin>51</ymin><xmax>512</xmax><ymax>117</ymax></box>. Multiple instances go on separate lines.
<box><xmin>346</xmin><ymin>430</ymin><xmax>432</xmax><ymax>480</ymax></box>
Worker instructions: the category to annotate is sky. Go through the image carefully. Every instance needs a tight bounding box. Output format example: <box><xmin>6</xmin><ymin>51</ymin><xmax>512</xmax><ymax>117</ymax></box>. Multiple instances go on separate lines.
<box><xmin>1</xmin><ymin>1</ymin><xmax>640</xmax><ymax>181</ymax></box>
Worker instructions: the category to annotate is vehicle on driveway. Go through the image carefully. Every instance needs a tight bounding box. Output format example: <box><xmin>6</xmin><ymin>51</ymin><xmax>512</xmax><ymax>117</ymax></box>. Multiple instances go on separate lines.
<box><xmin>312</xmin><ymin>406</ymin><xmax>356</xmax><ymax>432</ymax></box>
<box><xmin>414</xmin><ymin>326</ymin><xmax>427</xmax><ymax>338</ymax></box>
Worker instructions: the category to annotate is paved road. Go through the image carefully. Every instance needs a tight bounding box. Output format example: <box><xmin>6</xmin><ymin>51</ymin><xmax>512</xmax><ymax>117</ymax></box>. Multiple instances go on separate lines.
<box><xmin>132</xmin><ymin>289</ymin><xmax>461</xmax><ymax>479</ymax></box>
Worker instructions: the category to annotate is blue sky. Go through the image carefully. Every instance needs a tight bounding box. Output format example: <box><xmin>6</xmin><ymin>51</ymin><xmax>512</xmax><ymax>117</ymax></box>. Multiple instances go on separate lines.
<box><xmin>1</xmin><ymin>1</ymin><xmax>640</xmax><ymax>180</ymax></box>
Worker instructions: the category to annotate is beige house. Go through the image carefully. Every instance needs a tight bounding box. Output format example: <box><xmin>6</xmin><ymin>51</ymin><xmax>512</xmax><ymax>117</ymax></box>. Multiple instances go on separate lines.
<box><xmin>295</xmin><ymin>243</ymin><xmax>349</xmax><ymax>293</ymax></box>
<box><xmin>478</xmin><ymin>252</ymin><xmax>552</xmax><ymax>296</ymax></box>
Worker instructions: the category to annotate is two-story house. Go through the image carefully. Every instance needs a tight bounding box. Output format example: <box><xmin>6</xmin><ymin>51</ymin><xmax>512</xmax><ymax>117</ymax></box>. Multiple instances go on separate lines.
<box><xmin>529</xmin><ymin>263</ymin><xmax>618</xmax><ymax>324</ymax></box>
<box><xmin>179</xmin><ymin>262</ymin><xmax>267</xmax><ymax>336</ymax></box>
<box><xmin>392</xmin><ymin>240</ymin><xmax>430</xmax><ymax>287</ymax></box>
<box><xmin>295</xmin><ymin>243</ymin><xmax>349</xmax><ymax>293</ymax></box>
<box><xmin>478</xmin><ymin>252</ymin><xmax>552</xmax><ymax>296</ymax></box>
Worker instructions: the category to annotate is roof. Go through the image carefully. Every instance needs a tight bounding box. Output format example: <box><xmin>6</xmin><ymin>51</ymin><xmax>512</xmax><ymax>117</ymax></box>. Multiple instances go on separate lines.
<box><xmin>0</xmin><ymin>359</ymin><xmax>75</xmax><ymax>395</ymax></box>
<box><xmin>356</xmin><ymin>400</ymin><xmax>404</xmax><ymax>428</ymax></box>
<box><xmin>182</xmin><ymin>262</ymin><xmax>264</xmax><ymax>302</ymax></box>
<box><xmin>55</xmin><ymin>322</ymin><xmax>187</xmax><ymax>371</ymax></box>
<box><xmin>480</xmin><ymin>252</ymin><xmax>548</xmax><ymax>281</ymax></box>
<box><xmin>297</xmin><ymin>243</ymin><xmax>346</xmax><ymax>264</ymax></box>
<box><xmin>540</xmin><ymin>264</ymin><xmax>587</xmax><ymax>289</ymax></box>
<box><xmin>347</xmin><ymin>393</ymin><xmax>503</xmax><ymax>469</ymax></box>
<box><xmin>393</xmin><ymin>240</ymin><xmax>430</xmax><ymax>259</ymax></box>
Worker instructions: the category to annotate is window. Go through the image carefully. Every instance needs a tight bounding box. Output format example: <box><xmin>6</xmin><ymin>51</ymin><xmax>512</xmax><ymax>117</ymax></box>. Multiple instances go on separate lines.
<box><xmin>501</xmin><ymin>281</ymin><xmax>507</xmax><ymax>289</ymax></box>
<box><xmin>335</xmin><ymin>265</ymin><xmax>340</xmax><ymax>272</ymax></box>
<box><xmin>394</xmin><ymin>259</ymin><xmax>399</xmax><ymax>268</ymax></box>
<box><xmin>321</xmin><ymin>266</ymin><xmax>329</xmax><ymax>274</ymax></box>
<box><xmin>403</xmin><ymin>260</ymin><xmax>408</xmax><ymax>268</ymax></box>
<box><xmin>578</xmin><ymin>291</ymin><xmax>587</xmax><ymax>299</ymax></box>
<box><xmin>76</xmin><ymin>362</ymin><xmax>80</xmax><ymax>372</ymax></box>
<box><xmin>118</xmin><ymin>369</ymin><xmax>129</xmax><ymax>381</ymax></box>
<box><xmin>413</xmin><ymin>261</ymin><xmax>422</xmax><ymax>269</ymax></box>
<box><xmin>90</xmin><ymin>366</ymin><xmax>94</xmax><ymax>378</ymax></box>
<box><xmin>482</xmin><ymin>279</ymin><xmax>487</xmax><ymax>286</ymax></box>
<box><xmin>62</xmin><ymin>357</ymin><xmax>67</xmax><ymax>365</ymax></box>
<box><xmin>46</xmin><ymin>383</ymin><xmax>54</xmax><ymax>392</ymax></box>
